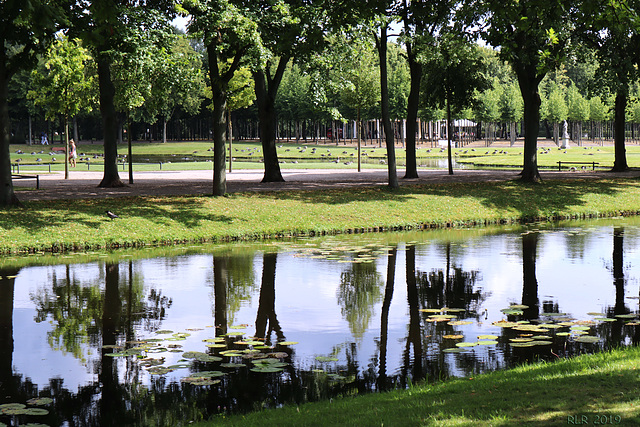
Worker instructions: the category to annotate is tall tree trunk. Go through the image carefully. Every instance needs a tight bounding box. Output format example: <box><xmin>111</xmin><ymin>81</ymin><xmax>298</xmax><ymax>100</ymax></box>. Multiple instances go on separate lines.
<box><xmin>612</xmin><ymin>91</ymin><xmax>628</xmax><ymax>171</ymax></box>
<box><xmin>403</xmin><ymin>41</ymin><xmax>421</xmax><ymax>179</ymax></box>
<box><xmin>97</xmin><ymin>55</ymin><xmax>124</xmax><ymax>188</ymax></box>
<box><xmin>254</xmin><ymin>56</ymin><xmax>289</xmax><ymax>183</ymax></box>
<box><xmin>516</xmin><ymin>68</ymin><xmax>542</xmax><ymax>182</ymax></box>
<box><xmin>446</xmin><ymin>96</ymin><xmax>454</xmax><ymax>175</ymax></box>
<box><xmin>375</xmin><ymin>25</ymin><xmax>399</xmax><ymax>189</ymax></box>
<box><xmin>208</xmin><ymin>44</ymin><xmax>228</xmax><ymax>196</ymax></box>
<box><xmin>0</xmin><ymin>55</ymin><xmax>20</xmax><ymax>207</ymax></box>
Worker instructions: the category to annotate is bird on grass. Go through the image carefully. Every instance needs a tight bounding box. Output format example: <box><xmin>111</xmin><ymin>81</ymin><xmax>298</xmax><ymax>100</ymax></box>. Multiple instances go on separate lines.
<box><xmin>105</xmin><ymin>210</ymin><xmax>119</xmax><ymax>220</ymax></box>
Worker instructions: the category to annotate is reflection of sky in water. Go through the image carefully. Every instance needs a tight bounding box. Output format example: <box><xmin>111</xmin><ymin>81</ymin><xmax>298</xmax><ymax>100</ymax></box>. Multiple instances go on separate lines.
<box><xmin>9</xmin><ymin>220</ymin><xmax>640</xmax><ymax>391</ymax></box>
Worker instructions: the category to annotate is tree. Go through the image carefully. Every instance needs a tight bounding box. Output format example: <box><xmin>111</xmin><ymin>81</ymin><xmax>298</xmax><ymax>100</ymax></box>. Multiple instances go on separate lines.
<box><xmin>399</xmin><ymin>0</ymin><xmax>454</xmax><ymax>179</ymax></box>
<box><xmin>499</xmin><ymin>81</ymin><xmax>523</xmax><ymax>146</ymax></box>
<box><xmin>338</xmin><ymin>40</ymin><xmax>380</xmax><ymax>172</ymax></box>
<box><xmin>0</xmin><ymin>0</ymin><xmax>67</xmax><ymax>207</ymax></box>
<box><xmin>251</xmin><ymin>0</ymin><xmax>325</xmax><ymax>183</ymax></box>
<box><xmin>476</xmin><ymin>0</ymin><xmax>574</xmax><ymax>182</ymax></box>
<box><xmin>566</xmin><ymin>82</ymin><xmax>590</xmax><ymax>145</ymax></box>
<box><xmin>145</xmin><ymin>33</ymin><xmax>205</xmax><ymax>144</ymax></box>
<box><xmin>421</xmin><ymin>34</ymin><xmax>488</xmax><ymax>175</ymax></box>
<box><xmin>183</xmin><ymin>0</ymin><xmax>263</xmax><ymax>196</ymax></box>
<box><xmin>374</xmin><ymin>20</ymin><xmax>400</xmax><ymax>188</ymax></box>
<box><xmin>29</xmin><ymin>36</ymin><xmax>96</xmax><ymax>179</ymax></box>
<box><xmin>71</xmin><ymin>1</ymin><xmax>176</xmax><ymax>188</ymax></box>
<box><xmin>475</xmin><ymin>80</ymin><xmax>502</xmax><ymax>145</ymax></box>
<box><xmin>226</xmin><ymin>64</ymin><xmax>255</xmax><ymax>172</ymax></box>
<box><xmin>578</xmin><ymin>0</ymin><xmax>640</xmax><ymax>171</ymax></box>
<box><xmin>542</xmin><ymin>81</ymin><xmax>568</xmax><ymax>146</ymax></box>
<box><xmin>589</xmin><ymin>95</ymin><xmax>609</xmax><ymax>143</ymax></box>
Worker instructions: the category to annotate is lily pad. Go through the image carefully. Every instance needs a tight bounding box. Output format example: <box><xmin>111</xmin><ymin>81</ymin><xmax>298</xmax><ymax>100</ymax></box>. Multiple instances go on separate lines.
<box><xmin>508</xmin><ymin>304</ymin><xmax>529</xmax><ymax>310</ymax></box>
<box><xmin>510</xmin><ymin>338</ymin><xmax>533</xmax><ymax>342</ymax></box>
<box><xmin>277</xmin><ymin>341</ymin><xmax>298</xmax><ymax>346</ymax></box>
<box><xmin>500</xmin><ymin>309</ymin><xmax>524</xmax><ymax>315</ymax></box>
<box><xmin>509</xmin><ymin>342</ymin><xmax>536</xmax><ymax>347</ymax></box>
<box><xmin>315</xmin><ymin>356</ymin><xmax>339</xmax><ymax>362</ymax></box>
<box><xmin>181</xmin><ymin>377</ymin><xmax>221</xmax><ymax>386</ymax></box>
<box><xmin>442</xmin><ymin>348</ymin><xmax>469</xmax><ymax>353</ymax></box>
<box><xmin>229</xmin><ymin>324</ymin><xmax>249</xmax><ymax>329</ymax></box>
<box><xmin>455</xmin><ymin>342</ymin><xmax>478</xmax><ymax>347</ymax></box>
<box><xmin>448</xmin><ymin>320</ymin><xmax>473</xmax><ymax>326</ymax></box>
<box><xmin>587</xmin><ymin>312</ymin><xmax>606</xmax><ymax>316</ymax></box>
<box><xmin>0</xmin><ymin>403</ymin><xmax>26</xmax><ymax>411</ymax></box>
<box><xmin>477</xmin><ymin>335</ymin><xmax>498</xmax><ymax>340</ymax></box>
<box><xmin>615</xmin><ymin>314</ymin><xmax>638</xmax><ymax>319</ymax></box>
<box><xmin>26</xmin><ymin>398</ymin><xmax>53</xmax><ymax>406</ymax></box>
<box><xmin>251</xmin><ymin>366</ymin><xmax>284</xmax><ymax>373</ymax></box>
<box><xmin>443</xmin><ymin>335</ymin><xmax>464</xmax><ymax>340</ymax></box>
<box><xmin>268</xmin><ymin>352</ymin><xmax>289</xmax><ymax>359</ymax></box>
<box><xmin>532</xmin><ymin>340</ymin><xmax>553</xmax><ymax>346</ymax></box>
<box><xmin>574</xmin><ymin>336</ymin><xmax>602</xmax><ymax>344</ymax></box>
<box><xmin>155</xmin><ymin>330</ymin><xmax>174</xmax><ymax>334</ymax></box>
<box><xmin>593</xmin><ymin>317</ymin><xmax>616</xmax><ymax>322</ymax></box>
<box><xmin>556</xmin><ymin>332</ymin><xmax>571</xmax><ymax>336</ymax></box>
<box><xmin>220</xmin><ymin>363</ymin><xmax>246</xmax><ymax>369</ymax></box>
<box><xmin>476</xmin><ymin>340</ymin><xmax>499</xmax><ymax>345</ymax></box>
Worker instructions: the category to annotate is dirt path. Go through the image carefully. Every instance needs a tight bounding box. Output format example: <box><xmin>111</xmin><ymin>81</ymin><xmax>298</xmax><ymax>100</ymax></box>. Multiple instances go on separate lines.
<box><xmin>13</xmin><ymin>168</ymin><xmax>640</xmax><ymax>202</ymax></box>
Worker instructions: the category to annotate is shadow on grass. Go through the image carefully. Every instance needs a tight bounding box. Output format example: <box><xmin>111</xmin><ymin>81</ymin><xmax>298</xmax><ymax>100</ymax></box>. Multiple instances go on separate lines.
<box><xmin>267</xmin><ymin>178</ymin><xmax>640</xmax><ymax>219</ymax></box>
<box><xmin>1</xmin><ymin>196</ymin><xmax>233</xmax><ymax>232</ymax></box>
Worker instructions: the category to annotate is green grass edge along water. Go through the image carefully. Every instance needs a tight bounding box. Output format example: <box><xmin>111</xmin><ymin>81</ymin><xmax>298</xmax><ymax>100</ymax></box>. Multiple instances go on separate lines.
<box><xmin>3</xmin><ymin>177</ymin><xmax>640</xmax><ymax>254</ymax></box>
<box><xmin>205</xmin><ymin>346</ymin><xmax>640</xmax><ymax>427</ymax></box>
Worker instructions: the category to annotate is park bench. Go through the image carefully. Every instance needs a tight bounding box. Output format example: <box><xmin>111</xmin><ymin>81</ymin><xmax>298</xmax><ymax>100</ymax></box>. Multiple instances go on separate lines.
<box><xmin>12</xmin><ymin>173</ymin><xmax>40</xmax><ymax>189</ymax></box>
<box><xmin>557</xmin><ymin>161</ymin><xmax>599</xmax><ymax>171</ymax></box>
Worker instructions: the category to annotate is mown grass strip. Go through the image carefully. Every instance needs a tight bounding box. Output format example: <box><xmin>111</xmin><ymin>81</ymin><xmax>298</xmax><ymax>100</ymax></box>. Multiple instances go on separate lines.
<box><xmin>2</xmin><ymin>178</ymin><xmax>640</xmax><ymax>254</ymax></box>
<box><xmin>204</xmin><ymin>346</ymin><xmax>640</xmax><ymax>426</ymax></box>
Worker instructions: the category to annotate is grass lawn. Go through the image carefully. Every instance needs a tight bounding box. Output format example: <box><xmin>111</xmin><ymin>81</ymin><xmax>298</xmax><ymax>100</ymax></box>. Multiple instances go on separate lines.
<box><xmin>203</xmin><ymin>346</ymin><xmax>640</xmax><ymax>426</ymax></box>
<box><xmin>11</xmin><ymin>141</ymin><xmax>640</xmax><ymax>172</ymax></box>
<box><xmin>2</xmin><ymin>178</ymin><xmax>640</xmax><ymax>254</ymax></box>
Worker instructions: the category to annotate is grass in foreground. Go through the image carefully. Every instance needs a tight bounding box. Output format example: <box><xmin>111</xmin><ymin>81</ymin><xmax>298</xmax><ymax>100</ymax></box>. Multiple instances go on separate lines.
<box><xmin>204</xmin><ymin>346</ymin><xmax>640</xmax><ymax>426</ymax></box>
<box><xmin>2</xmin><ymin>177</ymin><xmax>640</xmax><ymax>254</ymax></box>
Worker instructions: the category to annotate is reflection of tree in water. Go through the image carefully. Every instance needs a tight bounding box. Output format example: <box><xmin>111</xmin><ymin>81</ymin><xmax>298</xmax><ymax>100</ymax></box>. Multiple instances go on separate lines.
<box><xmin>30</xmin><ymin>261</ymin><xmax>172</xmax><ymax>363</ymax></box>
<box><xmin>600</xmin><ymin>227</ymin><xmax>638</xmax><ymax>347</ymax></box>
<box><xmin>416</xmin><ymin>243</ymin><xmax>485</xmax><ymax>314</ymax></box>
<box><xmin>255</xmin><ymin>252</ymin><xmax>285</xmax><ymax>344</ymax></box>
<box><xmin>337</xmin><ymin>258</ymin><xmax>383</xmax><ymax>341</ymax></box>
<box><xmin>377</xmin><ymin>247</ymin><xmax>397</xmax><ymax>392</ymax></box>
<box><xmin>210</xmin><ymin>253</ymin><xmax>258</xmax><ymax>332</ymax></box>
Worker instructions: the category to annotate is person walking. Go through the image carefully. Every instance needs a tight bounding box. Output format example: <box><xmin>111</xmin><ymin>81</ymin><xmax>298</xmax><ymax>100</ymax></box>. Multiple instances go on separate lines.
<box><xmin>69</xmin><ymin>139</ymin><xmax>77</xmax><ymax>167</ymax></box>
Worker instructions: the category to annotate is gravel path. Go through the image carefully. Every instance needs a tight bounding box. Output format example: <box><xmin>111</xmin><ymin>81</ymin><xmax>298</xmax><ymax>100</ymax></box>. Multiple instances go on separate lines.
<box><xmin>13</xmin><ymin>168</ymin><xmax>640</xmax><ymax>202</ymax></box>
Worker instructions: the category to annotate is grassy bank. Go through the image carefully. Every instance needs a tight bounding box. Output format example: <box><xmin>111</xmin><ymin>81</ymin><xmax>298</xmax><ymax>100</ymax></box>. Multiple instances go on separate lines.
<box><xmin>204</xmin><ymin>346</ymin><xmax>640</xmax><ymax>426</ymax></box>
<box><xmin>2</xmin><ymin>177</ymin><xmax>640</xmax><ymax>254</ymax></box>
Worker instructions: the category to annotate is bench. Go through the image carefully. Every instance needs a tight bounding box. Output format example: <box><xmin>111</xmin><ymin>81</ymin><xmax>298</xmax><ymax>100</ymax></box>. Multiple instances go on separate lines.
<box><xmin>557</xmin><ymin>161</ymin><xmax>599</xmax><ymax>171</ymax></box>
<box><xmin>51</xmin><ymin>146</ymin><xmax>66</xmax><ymax>153</ymax></box>
<box><xmin>12</xmin><ymin>174</ymin><xmax>40</xmax><ymax>189</ymax></box>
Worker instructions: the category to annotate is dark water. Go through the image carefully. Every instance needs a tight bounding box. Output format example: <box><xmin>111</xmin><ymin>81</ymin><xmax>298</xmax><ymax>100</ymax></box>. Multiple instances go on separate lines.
<box><xmin>1</xmin><ymin>218</ymin><xmax>640</xmax><ymax>426</ymax></box>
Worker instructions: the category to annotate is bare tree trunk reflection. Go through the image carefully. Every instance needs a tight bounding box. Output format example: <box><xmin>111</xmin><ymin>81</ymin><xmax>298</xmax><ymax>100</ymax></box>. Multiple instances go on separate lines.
<box><xmin>402</xmin><ymin>245</ymin><xmax>424</xmax><ymax>387</ymax></box>
<box><xmin>0</xmin><ymin>268</ymin><xmax>19</xmax><ymax>399</ymax></box>
<box><xmin>214</xmin><ymin>256</ymin><xmax>228</xmax><ymax>336</ymax></box>
<box><xmin>610</xmin><ymin>227</ymin><xmax>627</xmax><ymax>344</ymax></box>
<box><xmin>377</xmin><ymin>247</ymin><xmax>397</xmax><ymax>392</ymax></box>
<box><xmin>521</xmin><ymin>232</ymin><xmax>540</xmax><ymax>320</ymax></box>
<box><xmin>255</xmin><ymin>253</ymin><xmax>284</xmax><ymax>344</ymax></box>
<box><xmin>100</xmin><ymin>263</ymin><xmax>127</xmax><ymax>426</ymax></box>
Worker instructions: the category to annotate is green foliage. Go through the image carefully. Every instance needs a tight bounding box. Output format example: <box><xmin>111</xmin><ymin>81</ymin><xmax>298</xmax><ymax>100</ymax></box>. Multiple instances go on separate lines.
<box><xmin>542</xmin><ymin>81</ymin><xmax>568</xmax><ymax>124</ymax></box>
<box><xmin>499</xmin><ymin>81</ymin><xmax>523</xmax><ymax>123</ymax></box>
<box><xmin>566</xmin><ymin>83</ymin><xmax>590</xmax><ymax>123</ymax></box>
<box><xmin>28</xmin><ymin>36</ymin><xmax>96</xmax><ymax>121</ymax></box>
<box><xmin>589</xmin><ymin>96</ymin><xmax>610</xmax><ymax>122</ymax></box>
<box><xmin>421</xmin><ymin>35</ymin><xmax>489</xmax><ymax>117</ymax></box>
